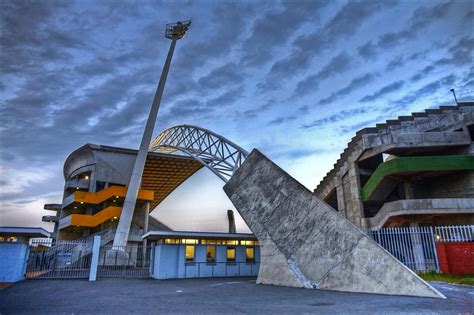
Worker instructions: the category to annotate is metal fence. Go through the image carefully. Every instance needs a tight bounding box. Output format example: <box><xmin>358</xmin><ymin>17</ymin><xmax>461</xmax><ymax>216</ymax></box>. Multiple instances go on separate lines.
<box><xmin>434</xmin><ymin>225</ymin><xmax>474</xmax><ymax>242</ymax></box>
<box><xmin>367</xmin><ymin>227</ymin><xmax>439</xmax><ymax>272</ymax></box>
<box><xmin>97</xmin><ymin>243</ymin><xmax>151</xmax><ymax>278</ymax></box>
<box><xmin>26</xmin><ymin>239</ymin><xmax>93</xmax><ymax>279</ymax></box>
<box><xmin>368</xmin><ymin>225</ymin><xmax>474</xmax><ymax>272</ymax></box>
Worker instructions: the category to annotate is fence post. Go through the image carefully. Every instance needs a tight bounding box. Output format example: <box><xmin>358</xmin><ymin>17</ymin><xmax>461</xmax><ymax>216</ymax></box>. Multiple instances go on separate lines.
<box><xmin>89</xmin><ymin>236</ymin><xmax>101</xmax><ymax>281</ymax></box>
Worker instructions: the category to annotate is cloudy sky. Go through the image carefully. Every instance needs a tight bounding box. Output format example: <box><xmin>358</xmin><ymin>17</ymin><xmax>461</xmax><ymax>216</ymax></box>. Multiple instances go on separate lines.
<box><xmin>1</xmin><ymin>0</ymin><xmax>472</xmax><ymax>233</ymax></box>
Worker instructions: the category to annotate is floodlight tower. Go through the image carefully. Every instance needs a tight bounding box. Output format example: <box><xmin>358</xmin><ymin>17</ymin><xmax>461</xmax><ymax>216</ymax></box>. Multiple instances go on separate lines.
<box><xmin>113</xmin><ymin>20</ymin><xmax>191</xmax><ymax>249</ymax></box>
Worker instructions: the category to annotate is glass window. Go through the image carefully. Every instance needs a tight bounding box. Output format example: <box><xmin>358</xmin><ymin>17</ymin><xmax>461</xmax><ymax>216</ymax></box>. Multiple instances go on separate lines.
<box><xmin>246</xmin><ymin>247</ymin><xmax>255</xmax><ymax>262</ymax></box>
<box><xmin>165</xmin><ymin>238</ymin><xmax>179</xmax><ymax>244</ymax></box>
<box><xmin>182</xmin><ymin>238</ymin><xmax>198</xmax><ymax>244</ymax></box>
<box><xmin>206</xmin><ymin>246</ymin><xmax>216</xmax><ymax>263</ymax></box>
<box><xmin>185</xmin><ymin>245</ymin><xmax>195</xmax><ymax>262</ymax></box>
<box><xmin>226</xmin><ymin>247</ymin><xmax>236</xmax><ymax>262</ymax></box>
<box><xmin>241</xmin><ymin>240</ymin><xmax>257</xmax><ymax>246</ymax></box>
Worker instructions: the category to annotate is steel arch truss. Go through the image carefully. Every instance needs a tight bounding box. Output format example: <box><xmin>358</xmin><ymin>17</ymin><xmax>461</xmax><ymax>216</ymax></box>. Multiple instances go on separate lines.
<box><xmin>149</xmin><ymin>125</ymin><xmax>249</xmax><ymax>182</ymax></box>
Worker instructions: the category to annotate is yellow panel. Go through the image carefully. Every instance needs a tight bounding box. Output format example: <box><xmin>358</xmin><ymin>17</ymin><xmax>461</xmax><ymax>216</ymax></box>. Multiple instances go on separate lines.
<box><xmin>69</xmin><ymin>206</ymin><xmax>122</xmax><ymax>228</ymax></box>
<box><xmin>74</xmin><ymin>186</ymin><xmax>154</xmax><ymax>204</ymax></box>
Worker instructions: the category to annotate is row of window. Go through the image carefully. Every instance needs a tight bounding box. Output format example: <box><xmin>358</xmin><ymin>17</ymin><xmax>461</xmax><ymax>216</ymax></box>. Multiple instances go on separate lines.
<box><xmin>162</xmin><ymin>238</ymin><xmax>258</xmax><ymax>246</ymax></box>
<box><xmin>185</xmin><ymin>245</ymin><xmax>255</xmax><ymax>263</ymax></box>
<box><xmin>0</xmin><ymin>236</ymin><xmax>18</xmax><ymax>242</ymax></box>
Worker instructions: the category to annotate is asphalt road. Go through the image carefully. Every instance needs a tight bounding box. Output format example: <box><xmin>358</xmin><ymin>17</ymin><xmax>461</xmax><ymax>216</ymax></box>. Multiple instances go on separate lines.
<box><xmin>0</xmin><ymin>277</ymin><xmax>472</xmax><ymax>314</ymax></box>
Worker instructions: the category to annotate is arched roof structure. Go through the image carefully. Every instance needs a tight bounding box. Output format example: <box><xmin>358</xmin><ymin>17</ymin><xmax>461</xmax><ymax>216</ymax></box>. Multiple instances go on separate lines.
<box><xmin>149</xmin><ymin>125</ymin><xmax>249</xmax><ymax>182</ymax></box>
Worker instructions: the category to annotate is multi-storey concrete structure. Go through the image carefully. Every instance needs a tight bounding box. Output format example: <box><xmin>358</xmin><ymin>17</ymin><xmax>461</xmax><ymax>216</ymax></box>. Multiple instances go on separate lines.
<box><xmin>47</xmin><ymin>144</ymin><xmax>203</xmax><ymax>243</ymax></box>
<box><xmin>314</xmin><ymin>102</ymin><xmax>474</xmax><ymax>229</ymax></box>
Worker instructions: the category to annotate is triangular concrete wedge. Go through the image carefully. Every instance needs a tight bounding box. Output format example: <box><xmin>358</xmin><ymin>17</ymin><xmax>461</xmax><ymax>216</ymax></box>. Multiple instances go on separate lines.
<box><xmin>223</xmin><ymin>149</ymin><xmax>445</xmax><ymax>299</ymax></box>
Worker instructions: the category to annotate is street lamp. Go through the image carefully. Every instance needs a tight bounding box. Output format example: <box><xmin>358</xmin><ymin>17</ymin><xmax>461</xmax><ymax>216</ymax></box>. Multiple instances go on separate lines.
<box><xmin>112</xmin><ymin>20</ymin><xmax>191</xmax><ymax>249</ymax></box>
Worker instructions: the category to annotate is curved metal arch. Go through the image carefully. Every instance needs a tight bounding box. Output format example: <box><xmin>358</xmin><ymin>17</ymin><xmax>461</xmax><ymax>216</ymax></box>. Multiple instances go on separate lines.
<box><xmin>149</xmin><ymin>125</ymin><xmax>249</xmax><ymax>182</ymax></box>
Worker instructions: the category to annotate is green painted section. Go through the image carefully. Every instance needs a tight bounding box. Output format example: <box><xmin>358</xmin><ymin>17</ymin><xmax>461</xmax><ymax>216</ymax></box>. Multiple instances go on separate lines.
<box><xmin>360</xmin><ymin>155</ymin><xmax>474</xmax><ymax>202</ymax></box>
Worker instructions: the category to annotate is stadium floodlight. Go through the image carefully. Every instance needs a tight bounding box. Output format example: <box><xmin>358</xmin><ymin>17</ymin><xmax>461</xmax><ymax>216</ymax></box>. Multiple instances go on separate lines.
<box><xmin>113</xmin><ymin>20</ymin><xmax>191</xmax><ymax>249</ymax></box>
<box><xmin>165</xmin><ymin>20</ymin><xmax>191</xmax><ymax>40</ymax></box>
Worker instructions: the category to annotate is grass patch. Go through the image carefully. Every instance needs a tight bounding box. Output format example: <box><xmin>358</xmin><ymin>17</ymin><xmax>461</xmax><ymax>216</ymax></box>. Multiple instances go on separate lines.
<box><xmin>419</xmin><ymin>272</ymin><xmax>474</xmax><ymax>286</ymax></box>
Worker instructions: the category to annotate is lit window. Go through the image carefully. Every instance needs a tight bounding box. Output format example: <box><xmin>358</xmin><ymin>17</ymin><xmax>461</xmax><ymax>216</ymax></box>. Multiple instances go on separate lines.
<box><xmin>0</xmin><ymin>236</ymin><xmax>4</xmax><ymax>242</ymax></box>
<box><xmin>182</xmin><ymin>238</ymin><xmax>198</xmax><ymax>244</ymax></box>
<box><xmin>206</xmin><ymin>246</ymin><xmax>216</xmax><ymax>263</ymax></box>
<box><xmin>226</xmin><ymin>247</ymin><xmax>236</xmax><ymax>262</ymax></box>
<box><xmin>241</xmin><ymin>240</ymin><xmax>257</xmax><ymax>246</ymax></box>
<box><xmin>185</xmin><ymin>245</ymin><xmax>195</xmax><ymax>262</ymax></box>
<box><xmin>246</xmin><ymin>247</ymin><xmax>255</xmax><ymax>262</ymax></box>
<box><xmin>165</xmin><ymin>239</ymin><xmax>179</xmax><ymax>244</ymax></box>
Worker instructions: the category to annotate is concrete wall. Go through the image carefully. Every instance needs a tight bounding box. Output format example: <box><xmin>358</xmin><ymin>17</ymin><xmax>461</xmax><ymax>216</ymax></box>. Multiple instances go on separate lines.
<box><xmin>0</xmin><ymin>243</ymin><xmax>29</xmax><ymax>282</ymax></box>
<box><xmin>152</xmin><ymin>244</ymin><xmax>260</xmax><ymax>280</ymax></box>
<box><xmin>224</xmin><ymin>149</ymin><xmax>444</xmax><ymax>298</ymax></box>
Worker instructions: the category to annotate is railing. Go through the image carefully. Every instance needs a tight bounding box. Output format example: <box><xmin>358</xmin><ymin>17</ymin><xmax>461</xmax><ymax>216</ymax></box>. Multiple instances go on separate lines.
<box><xmin>183</xmin><ymin>261</ymin><xmax>259</xmax><ymax>278</ymax></box>
<box><xmin>97</xmin><ymin>244</ymin><xmax>151</xmax><ymax>278</ymax></box>
<box><xmin>26</xmin><ymin>239</ymin><xmax>93</xmax><ymax>279</ymax></box>
<box><xmin>367</xmin><ymin>227</ymin><xmax>439</xmax><ymax>272</ymax></box>
<box><xmin>435</xmin><ymin>225</ymin><xmax>474</xmax><ymax>242</ymax></box>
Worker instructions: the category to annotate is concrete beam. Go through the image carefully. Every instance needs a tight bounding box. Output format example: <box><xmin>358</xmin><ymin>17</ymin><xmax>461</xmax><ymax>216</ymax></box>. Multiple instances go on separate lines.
<box><xmin>368</xmin><ymin>198</ymin><xmax>474</xmax><ymax>228</ymax></box>
<box><xmin>224</xmin><ymin>149</ymin><xmax>444</xmax><ymax>298</ymax></box>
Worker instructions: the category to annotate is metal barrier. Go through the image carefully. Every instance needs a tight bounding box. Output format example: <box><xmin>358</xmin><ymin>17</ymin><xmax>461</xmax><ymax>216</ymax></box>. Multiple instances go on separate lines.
<box><xmin>26</xmin><ymin>239</ymin><xmax>93</xmax><ymax>279</ymax></box>
<box><xmin>434</xmin><ymin>225</ymin><xmax>474</xmax><ymax>242</ymax></box>
<box><xmin>367</xmin><ymin>227</ymin><xmax>439</xmax><ymax>272</ymax></box>
<box><xmin>97</xmin><ymin>244</ymin><xmax>151</xmax><ymax>278</ymax></box>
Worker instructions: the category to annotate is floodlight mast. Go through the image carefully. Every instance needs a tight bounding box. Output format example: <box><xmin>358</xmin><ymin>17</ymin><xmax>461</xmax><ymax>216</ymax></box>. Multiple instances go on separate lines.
<box><xmin>113</xmin><ymin>20</ymin><xmax>191</xmax><ymax>249</ymax></box>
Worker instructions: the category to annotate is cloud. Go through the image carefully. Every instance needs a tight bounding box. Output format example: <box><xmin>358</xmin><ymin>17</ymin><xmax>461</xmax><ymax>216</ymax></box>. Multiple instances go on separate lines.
<box><xmin>319</xmin><ymin>73</ymin><xmax>376</xmax><ymax>105</ymax></box>
<box><xmin>198</xmin><ymin>63</ymin><xmax>244</xmax><ymax>90</ymax></box>
<box><xmin>360</xmin><ymin>80</ymin><xmax>405</xmax><ymax>102</ymax></box>
<box><xmin>377</xmin><ymin>1</ymin><xmax>453</xmax><ymax>48</ymax></box>
<box><xmin>358</xmin><ymin>41</ymin><xmax>377</xmax><ymax>60</ymax></box>
<box><xmin>240</xmin><ymin>1</ymin><xmax>329</xmax><ymax>66</ymax></box>
<box><xmin>301</xmin><ymin>107</ymin><xmax>369</xmax><ymax>130</ymax></box>
<box><xmin>294</xmin><ymin>52</ymin><xmax>352</xmax><ymax>96</ymax></box>
<box><xmin>267</xmin><ymin>115</ymin><xmax>297</xmax><ymax>126</ymax></box>
<box><xmin>259</xmin><ymin>1</ymin><xmax>395</xmax><ymax>92</ymax></box>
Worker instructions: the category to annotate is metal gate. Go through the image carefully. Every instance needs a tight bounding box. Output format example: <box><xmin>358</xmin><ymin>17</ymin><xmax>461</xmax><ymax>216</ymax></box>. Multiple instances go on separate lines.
<box><xmin>97</xmin><ymin>243</ymin><xmax>151</xmax><ymax>278</ymax></box>
<box><xmin>367</xmin><ymin>227</ymin><xmax>439</xmax><ymax>272</ymax></box>
<box><xmin>26</xmin><ymin>239</ymin><xmax>93</xmax><ymax>279</ymax></box>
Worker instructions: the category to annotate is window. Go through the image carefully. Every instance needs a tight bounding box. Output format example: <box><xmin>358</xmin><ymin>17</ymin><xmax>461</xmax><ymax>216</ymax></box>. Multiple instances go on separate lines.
<box><xmin>206</xmin><ymin>246</ymin><xmax>216</xmax><ymax>263</ymax></box>
<box><xmin>182</xmin><ymin>238</ymin><xmax>198</xmax><ymax>244</ymax></box>
<box><xmin>241</xmin><ymin>240</ymin><xmax>258</xmax><ymax>246</ymax></box>
<box><xmin>165</xmin><ymin>238</ymin><xmax>179</xmax><ymax>244</ymax></box>
<box><xmin>226</xmin><ymin>247</ymin><xmax>236</xmax><ymax>262</ymax></box>
<box><xmin>185</xmin><ymin>245</ymin><xmax>195</xmax><ymax>262</ymax></box>
<box><xmin>246</xmin><ymin>247</ymin><xmax>255</xmax><ymax>262</ymax></box>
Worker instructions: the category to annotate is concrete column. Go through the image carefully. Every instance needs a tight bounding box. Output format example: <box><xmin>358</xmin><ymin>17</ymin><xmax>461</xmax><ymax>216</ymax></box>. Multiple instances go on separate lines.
<box><xmin>404</xmin><ymin>181</ymin><xmax>415</xmax><ymax>199</ymax></box>
<box><xmin>113</xmin><ymin>38</ymin><xmax>178</xmax><ymax>249</ymax></box>
<box><xmin>142</xmin><ymin>202</ymin><xmax>150</xmax><ymax>267</ymax></box>
<box><xmin>89</xmin><ymin>235</ymin><xmax>101</xmax><ymax>281</ymax></box>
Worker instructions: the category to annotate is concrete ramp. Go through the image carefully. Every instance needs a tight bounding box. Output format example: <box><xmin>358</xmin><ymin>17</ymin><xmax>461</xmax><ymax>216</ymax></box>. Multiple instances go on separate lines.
<box><xmin>223</xmin><ymin>149</ymin><xmax>444</xmax><ymax>298</ymax></box>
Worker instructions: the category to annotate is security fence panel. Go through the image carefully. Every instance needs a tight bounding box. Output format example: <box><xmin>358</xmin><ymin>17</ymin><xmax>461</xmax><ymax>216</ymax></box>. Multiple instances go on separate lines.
<box><xmin>26</xmin><ymin>239</ymin><xmax>93</xmax><ymax>279</ymax></box>
<box><xmin>367</xmin><ymin>227</ymin><xmax>439</xmax><ymax>272</ymax></box>
<box><xmin>434</xmin><ymin>225</ymin><xmax>474</xmax><ymax>242</ymax></box>
<box><xmin>97</xmin><ymin>243</ymin><xmax>151</xmax><ymax>278</ymax></box>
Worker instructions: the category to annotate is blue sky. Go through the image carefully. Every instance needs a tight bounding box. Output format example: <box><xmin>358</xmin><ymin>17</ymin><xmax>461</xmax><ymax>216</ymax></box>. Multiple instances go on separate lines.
<box><xmin>1</xmin><ymin>0</ymin><xmax>473</xmax><ymax>233</ymax></box>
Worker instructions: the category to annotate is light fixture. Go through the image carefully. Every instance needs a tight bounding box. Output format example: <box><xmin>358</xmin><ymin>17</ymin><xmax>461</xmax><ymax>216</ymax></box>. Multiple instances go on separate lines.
<box><xmin>85</xmin><ymin>175</ymin><xmax>89</xmax><ymax>180</ymax></box>
<box><xmin>113</xmin><ymin>200</ymin><xmax>116</xmax><ymax>202</ymax></box>
<box><xmin>80</xmin><ymin>202</ymin><xmax>84</xmax><ymax>204</ymax></box>
<box><xmin>115</xmin><ymin>196</ymin><xmax>119</xmax><ymax>198</ymax></box>
<box><xmin>74</xmin><ymin>206</ymin><xmax>77</xmax><ymax>209</ymax></box>
<box><xmin>76</xmin><ymin>187</ymin><xmax>79</xmax><ymax>190</ymax></box>
<box><xmin>113</xmin><ymin>216</ymin><xmax>118</xmax><ymax>219</ymax></box>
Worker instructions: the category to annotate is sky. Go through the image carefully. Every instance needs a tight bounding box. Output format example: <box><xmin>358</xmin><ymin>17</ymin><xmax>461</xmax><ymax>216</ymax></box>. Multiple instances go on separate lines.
<box><xmin>1</xmin><ymin>0</ymin><xmax>473</xmax><ymax>233</ymax></box>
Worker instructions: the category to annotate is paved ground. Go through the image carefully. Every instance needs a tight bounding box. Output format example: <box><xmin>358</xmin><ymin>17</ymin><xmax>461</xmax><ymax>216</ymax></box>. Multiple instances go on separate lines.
<box><xmin>0</xmin><ymin>277</ymin><xmax>473</xmax><ymax>314</ymax></box>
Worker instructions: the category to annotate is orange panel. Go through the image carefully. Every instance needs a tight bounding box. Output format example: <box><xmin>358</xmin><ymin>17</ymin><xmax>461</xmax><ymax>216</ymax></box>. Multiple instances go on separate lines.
<box><xmin>70</xmin><ymin>206</ymin><xmax>122</xmax><ymax>227</ymax></box>
<box><xmin>74</xmin><ymin>186</ymin><xmax>154</xmax><ymax>204</ymax></box>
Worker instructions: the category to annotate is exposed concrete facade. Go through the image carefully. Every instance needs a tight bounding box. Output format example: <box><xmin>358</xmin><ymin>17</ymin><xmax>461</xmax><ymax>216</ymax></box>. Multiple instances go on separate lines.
<box><xmin>224</xmin><ymin>150</ymin><xmax>444</xmax><ymax>298</ymax></box>
<box><xmin>52</xmin><ymin>144</ymin><xmax>203</xmax><ymax>243</ymax></box>
<box><xmin>315</xmin><ymin>103</ymin><xmax>474</xmax><ymax>229</ymax></box>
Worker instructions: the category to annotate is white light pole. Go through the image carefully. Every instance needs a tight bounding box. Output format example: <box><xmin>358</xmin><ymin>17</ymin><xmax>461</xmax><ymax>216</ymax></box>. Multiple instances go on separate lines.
<box><xmin>113</xmin><ymin>20</ymin><xmax>191</xmax><ymax>249</ymax></box>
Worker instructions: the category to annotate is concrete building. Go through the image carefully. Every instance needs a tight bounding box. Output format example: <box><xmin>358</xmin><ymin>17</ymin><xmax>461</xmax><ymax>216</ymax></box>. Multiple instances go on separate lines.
<box><xmin>314</xmin><ymin>102</ymin><xmax>474</xmax><ymax>229</ymax></box>
<box><xmin>49</xmin><ymin>144</ymin><xmax>203</xmax><ymax>243</ymax></box>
